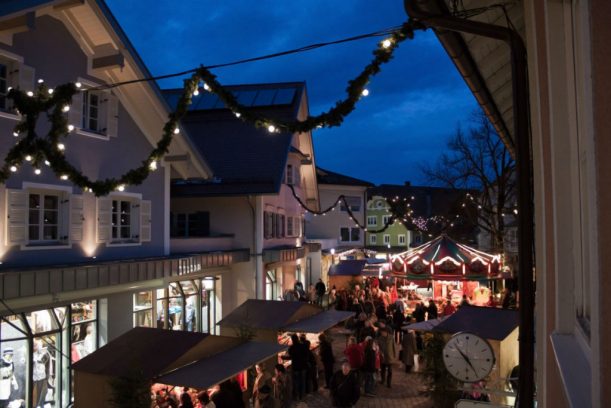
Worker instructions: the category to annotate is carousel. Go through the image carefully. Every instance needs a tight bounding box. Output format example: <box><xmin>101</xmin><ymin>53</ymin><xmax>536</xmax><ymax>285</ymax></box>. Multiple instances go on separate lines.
<box><xmin>391</xmin><ymin>234</ymin><xmax>503</xmax><ymax>305</ymax></box>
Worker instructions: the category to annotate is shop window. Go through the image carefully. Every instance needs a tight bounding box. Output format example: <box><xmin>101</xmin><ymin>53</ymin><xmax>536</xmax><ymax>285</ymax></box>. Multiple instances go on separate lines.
<box><xmin>201</xmin><ymin>277</ymin><xmax>217</xmax><ymax>334</ymax></box>
<box><xmin>266</xmin><ymin>270</ymin><xmax>277</xmax><ymax>301</ymax></box>
<box><xmin>70</xmin><ymin>301</ymin><xmax>97</xmax><ymax>363</ymax></box>
<box><xmin>133</xmin><ymin>291</ymin><xmax>153</xmax><ymax>327</ymax></box>
<box><xmin>340</xmin><ymin>196</ymin><xmax>361</xmax><ymax>212</ymax></box>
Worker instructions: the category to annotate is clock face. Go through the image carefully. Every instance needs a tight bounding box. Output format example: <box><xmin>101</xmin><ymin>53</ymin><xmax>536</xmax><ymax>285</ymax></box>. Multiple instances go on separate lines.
<box><xmin>442</xmin><ymin>332</ymin><xmax>495</xmax><ymax>383</ymax></box>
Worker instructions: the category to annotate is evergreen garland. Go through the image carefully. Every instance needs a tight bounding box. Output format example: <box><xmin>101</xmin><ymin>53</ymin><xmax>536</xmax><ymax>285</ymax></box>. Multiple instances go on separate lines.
<box><xmin>0</xmin><ymin>21</ymin><xmax>420</xmax><ymax>196</ymax></box>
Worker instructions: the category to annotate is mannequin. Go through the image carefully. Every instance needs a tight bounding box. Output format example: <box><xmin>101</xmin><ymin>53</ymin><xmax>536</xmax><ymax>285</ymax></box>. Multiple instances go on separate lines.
<box><xmin>0</xmin><ymin>348</ymin><xmax>18</xmax><ymax>408</ymax></box>
<box><xmin>32</xmin><ymin>340</ymin><xmax>49</xmax><ymax>408</ymax></box>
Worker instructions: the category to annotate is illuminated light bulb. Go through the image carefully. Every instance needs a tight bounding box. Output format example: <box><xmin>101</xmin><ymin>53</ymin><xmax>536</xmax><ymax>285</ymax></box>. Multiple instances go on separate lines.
<box><xmin>57</xmin><ymin>143</ymin><xmax>65</xmax><ymax>151</ymax></box>
<box><xmin>149</xmin><ymin>160</ymin><xmax>158</xmax><ymax>171</ymax></box>
<box><xmin>25</xmin><ymin>155</ymin><xmax>32</xmax><ymax>161</ymax></box>
<box><xmin>203</xmin><ymin>83</ymin><xmax>210</xmax><ymax>91</ymax></box>
<box><xmin>62</xmin><ymin>105</ymin><xmax>70</xmax><ymax>112</ymax></box>
<box><xmin>173</xmin><ymin>127</ymin><xmax>180</xmax><ymax>134</ymax></box>
<box><xmin>37</xmin><ymin>79</ymin><xmax>44</xmax><ymax>84</ymax></box>
<box><xmin>382</xmin><ymin>39</ymin><xmax>392</xmax><ymax>48</ymax></box>
<box><xmin>67</xmin><ymin>125</ymin><xmax>75</xmax><ymax>131</ymax></box>
<box><xmin>513</xmin><ymin>209</ymin><xmax>518</xmax><ymax>215</ymax></box>
<box><xmin>267</xmin><ymin>125</ymin><xmax>276</xmax><ymax>133</ymax></box>
<box><xmin>60</xmin><ymin>174</ymin><xmax>69</xmax><ymax>180</ymax></box>
<box><xmin>234</xmin><ymin>112</ymin><xmax>241</xmax><ymax>118</ymax></box>
<box><xmin>75</xmin><ymin>82</ymin><xmax>82</xmax><ymax>88</ymax></box>
<box><xmin>7</xmin><ymin>86</ymin><xmax>12</xmax><ymax>92</ymax></box>
<box><xmin>26</xmin><ymin>91</ymin><xmax>34</xmax><ymax>97</ymax></box>
<box><xmin>117</xmin><ymin>184</ymin><xmax>125</xmax><ymax>192</ymax></box>
<box><xmin>34</xmin><ymin>168</ymin><xmax>41</xmax><ymax>175</ymax></box>
<box><xmin>48</xmin><ymin>88</ymin><xmax>54</xmax><ymax>95</ymax></box>
<box><xmin>10</xmin><ymin>165</ymin><xmax>17</xmax><ymax>172</ymax></box>
<box><xmin>44</xmin><ymin>160</ymin><xmax>50</xmax><ymax>166</ymax></box>
<box><xmin>361</xmin><ymin>89</ymin><xmax>370</xmax><ymax>97</ymax></box>
<box><xmin>12</xmin><ymin>131</ymin><xmax>18</xmax><ymax>137</ymax></box>
<box><xmin>193</xmin><ymin>89</ymin><xmax>200</xmax><ymax>96</ymax></box>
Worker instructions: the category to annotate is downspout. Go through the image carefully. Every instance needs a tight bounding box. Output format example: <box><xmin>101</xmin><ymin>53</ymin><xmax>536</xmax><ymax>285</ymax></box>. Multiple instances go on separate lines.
<box><xmin>247</xmin><ymin>195</ymin><xmax>264</xmax><ymax>299</ymax></box>
<box><xmin>404</xmin><ymin>2</ymin><xmax>535</xmax><ymax>407</ymax></box>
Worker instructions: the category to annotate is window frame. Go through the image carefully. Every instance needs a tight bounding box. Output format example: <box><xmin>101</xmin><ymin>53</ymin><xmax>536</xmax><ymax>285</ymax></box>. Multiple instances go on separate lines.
<box><xmin>340</xmin><ymin>196</ymin><xmax>361</xmax><ymax>212</ymax></box>
<box><xmin>369</xmin><ymin>234</ymin><xmax>377</xmax><ymax>245</ymax></box>
<box><xmin>383</xmin><ymin>234</ymin><xmax>391</xmax><ymax>245</ymax></box>
<box><xmin>382</xmin><ymin>215</ymin><xmax>391</xmax><ymax>226</ymax></box>
<box><xmin>398</xmin><ymin>234</ymin><xmax>406</xmax><ymax>245</ymax></box>
<box><xmin>367</xmin><ymin>215</ymin><xmax>377</xmax><ymax>226</ymax></box>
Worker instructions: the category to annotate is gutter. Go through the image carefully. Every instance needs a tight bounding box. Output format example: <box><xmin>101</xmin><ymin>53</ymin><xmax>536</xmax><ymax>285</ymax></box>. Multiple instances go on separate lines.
<box><xmin>404</xmin><ymin>2</ymin><xmax>534</xmax><ymax>407</ymax></box>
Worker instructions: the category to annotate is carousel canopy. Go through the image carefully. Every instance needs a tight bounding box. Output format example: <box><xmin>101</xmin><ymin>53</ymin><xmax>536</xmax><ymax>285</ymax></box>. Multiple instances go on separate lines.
<box><xmin>392</xmin><ymin>234</ymin><xmax>502</xmax><ymax>281</ymax></box>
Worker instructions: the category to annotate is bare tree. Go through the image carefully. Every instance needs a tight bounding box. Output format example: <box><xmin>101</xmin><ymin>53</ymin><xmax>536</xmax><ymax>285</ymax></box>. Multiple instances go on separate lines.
<box><xmin>419</xmin><ymin>111</ymin><xmax>516</xmax><ymax>252</ymax></box>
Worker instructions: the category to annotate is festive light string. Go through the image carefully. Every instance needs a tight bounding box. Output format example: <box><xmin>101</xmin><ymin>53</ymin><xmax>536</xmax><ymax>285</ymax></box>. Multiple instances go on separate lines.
<box><xmin>0</xmin><ymin>21</ymin><xmax>421</xmax><ymax>196</ymax></box>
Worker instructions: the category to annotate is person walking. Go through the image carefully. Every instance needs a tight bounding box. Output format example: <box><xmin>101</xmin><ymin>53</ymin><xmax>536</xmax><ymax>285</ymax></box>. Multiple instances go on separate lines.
<box><xmin>329</xmin><ymin>361</ymin><xmax>360</xmax><ymax>408</ymax></box>
<box><xmin>281</xmin><ymin>334</ymin><xmax>307</xmax><ymax>401</ymax></box>
<box><xmin>315</xmin><ymin>278</ymin><xmax>326</xmax><ymax>306</ymax></box>
<box><xmin>318</xmin><ymin>333</ymin><xmax>335</xmax><ymax>388</ymax></box>
<box><xmin>377</xmin><ymin>327</ymin><xmax>396</xmax><ymax>388</ymax></box>
<box><xmin>271</xmin><ymin>364</ymin><xmax>290</xmax><ymax>408</ymax></box>
<box><xmin>401</xmin><ymin>330</ymin><xmax>417</xmax><ymax>373</ymax></box>
<box><xmin>251</xmin><ymin>364</ymin><xmax>268</xmax><ymax>407</ymax></box>
<box><xmin>427</xmin><ymin>300</ymin><xmax>438</xmax><ymax>320</ymax></box>
<box><xmin>343</xmin><ymin>336</ymin><xmax>364</xmax><ymax>371</ymax></box>
<box><xmin>362</xmin><ymin>337</ymin><xmax>377</xmax><ymax>397</ymax></box>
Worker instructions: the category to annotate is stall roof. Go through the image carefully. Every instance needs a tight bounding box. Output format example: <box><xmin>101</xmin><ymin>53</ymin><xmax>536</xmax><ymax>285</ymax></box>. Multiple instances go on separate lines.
<box><xmin>217</xmin><ymin>299</ymin><xmax>321</xmax><ymax>330</ymax></box>
<box><xmin>434</xmin><ymin>305</ymin><xmax>518</xmax><ymax>341</ymax></box>
<box><xmin>402</xmin><ymin>317</ymin><xmax>445</xmax><ymax>332</ymax></box>
<box><xmin>328</xmin><ymin>260</ymin><xmax>367</xmax><ymax>276</ymax></box>
<box><xmin>72</xmin><ymin>327</ymin><xmax>208</xmax><ymax>378</ymax></box>
<box><xmin>156</xmin><ymin>341</ymin><xmax>287</xmax><ymax>389</ymax></box>
<box><xmin>282</xmin><ymin>309</ymin><xmax>354</xmax><ymax>333</ymax></box>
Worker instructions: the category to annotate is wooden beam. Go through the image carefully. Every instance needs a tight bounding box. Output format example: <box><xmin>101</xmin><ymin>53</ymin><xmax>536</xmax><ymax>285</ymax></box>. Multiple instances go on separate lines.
<box><xmin>0</xmin><ymin>11</ymin><xmax>35</xmax><ymax>35</ymax></box>
<box><xmin>53</xmin><ymin>0</ymin><xmax>85</xmax><ymax>11</ymax></box>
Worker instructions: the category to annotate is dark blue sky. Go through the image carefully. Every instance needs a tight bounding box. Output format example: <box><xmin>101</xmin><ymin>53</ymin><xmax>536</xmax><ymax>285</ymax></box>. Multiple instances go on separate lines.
<box><xmin>106</xmin><ymin>0</ymin><xmax>478</xmax><ymax>185</ymax></box>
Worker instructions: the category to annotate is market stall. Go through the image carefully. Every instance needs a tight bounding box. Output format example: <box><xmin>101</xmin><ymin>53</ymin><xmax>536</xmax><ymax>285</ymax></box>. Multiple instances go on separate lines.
<box><xmin>72</xmin><ymin>327</ymin><xmax>286</xmax><ymax>408</ymax></box>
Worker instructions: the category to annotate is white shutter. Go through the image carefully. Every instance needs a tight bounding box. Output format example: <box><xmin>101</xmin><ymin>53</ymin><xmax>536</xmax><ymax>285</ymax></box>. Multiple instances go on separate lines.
<box><xmin>139</xmin><ymin>200</ymin><xmax>151</xmax><ymax>242</ymax></box>
<box><xmin>105</xmin><ymin>92</ymin><xmax>119</xmax><ymax>138</ymax></box>
<box><xmin>59</xmin><ymin>192</ymin><xmax>70</xmax><ymax>242</ymax></box>
<box><xmin>70</xmin><ymin>195</ymin><xmax>84</xmax><ymax>242</ymax></box>
<box><xmin>6</xmin><ymin>189</ymin><xmax>26</xmax><ymax>245</ymax></box>
<box><xmin>17</xmin><ymin>63</ymin><xmax>35</xmax><ymax>93</ymax></box>
<box><xmin>96</xmin><ymin>197</ymin><xmax>111</xmax><ymax>243</ymax></box>
<box><xmin>69</xmin><ymin>90</ymin><xmax>83</xmax><ymax>130</ymax></box>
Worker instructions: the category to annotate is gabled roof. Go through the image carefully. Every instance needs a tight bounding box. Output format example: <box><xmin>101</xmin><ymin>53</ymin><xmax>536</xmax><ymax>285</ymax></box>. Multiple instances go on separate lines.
<box><xmin>434</xmin><ymin>305</ymin><xmax>518</xmax><ymax>341</ymax></box>
<box><xmin>217</xmin><ymin>299</ymin><xmax>321</xmax><ymax>330</ymax></box>
<box><xmin>165</xmin><ymin>83</ymin><xmax>307</xmax><ymax>197</ymax></box>
<box><xmin>316</xmin><ymin>167</ymin><xmax>374</xmax><ymax>187</ymax></box>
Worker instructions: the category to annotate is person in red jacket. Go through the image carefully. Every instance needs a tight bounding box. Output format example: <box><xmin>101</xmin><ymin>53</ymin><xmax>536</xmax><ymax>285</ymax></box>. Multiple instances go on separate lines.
<box><xmin>343</xmin><ymin>336</ymin><xmax>364</xmax><ymax>370</ymax></box>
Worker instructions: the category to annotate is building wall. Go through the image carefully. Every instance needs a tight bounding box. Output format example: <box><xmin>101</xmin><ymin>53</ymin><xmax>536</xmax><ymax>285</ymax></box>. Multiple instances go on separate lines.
<box><xmin>365</xmin><ymin>196</ymin><xmax>412</xmax><ymax>250</ymax></box>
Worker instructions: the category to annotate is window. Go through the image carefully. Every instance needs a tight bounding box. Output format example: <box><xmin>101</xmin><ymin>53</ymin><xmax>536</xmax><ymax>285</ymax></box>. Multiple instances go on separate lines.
<box><xmin>0</xmin><ymin>54</ymin><xmax>34</xmax><ymax>113</ymax></box>
<box><xmin>398</xmin><ymin>234</ymin><xmax>406</xmax><ymax>245</ymax></box>
<box><xmin>0</xmin><ymin>62</ymin><xmax>9</xmax><ymax>111</ymax></box>
<box><xmin>69</xmin><ymin>82</ymin><xmax>118</xmax><ymax>138</ymax></box>
<box><xmin>111</xmin><ymin>199</ymin><xmax>132</xmax><ymax>241</ymax></box>
<box><xmin>376</xmin><ymin>200</ymin><xmax>385</xmax><ymax>209</ymax></box>
<box><xmin>287</xmin><ymin>217</ymin><xmax>294</xmax><ymax>236</ymax></box>
<box><xmin>171</xmin><ymin>212</ymin><xmax>210</xmax><ymax>237</ymax></box>
<box><xmin>70</xmin><ymin>301</ymin><xmax>98</xmax><ymax>361</ymax></box>
<box><xmin>266</xmin><ymin>270</ymin><xmax>277</xmax><ymax>300</ymax></box>
<box><xmin>340</xmin><ymin>196</ymin><xmax>361</xmax><ymax>212</ymax></box>
<box><xmin>383</xmin><ymin>234</ymin><xmax>391</xmax><ymax>245</ymax></box>
<box><xmin>370</xmin><ymin>234</ymin><xmax>377</xmax><ymax>245</ymax></box>
<box><xmin>28</xmin><ymin>193</ymin><xmax>60</xmax><ymax>242</ymax></box>
<box><xmin>286</xmin><ymin>164</ymin><xmax>294</xmax><ymax>185</ymax></box>
<box><xmin>367</xmin><ymin>216</ymin><xmax>377</xmax><ymax>226</ymax></box>
<box><xmin>382</xmin><ymin>215</ymin><xmax>391</xmax><ymax>226</ymax></box>
<box><xmin>83</xmin><ymin>91</ymin><xmax>100</xmax><ymax>132</ymax></box>
<box><xmin>133</xmin><ymin>292</ymin><xmax>153</xmax><ymax>327</ymax></box>
<box><xmin>340</xmin><ymin>227</ymin><xmax>360</xmax><ymax>242</ymax></box>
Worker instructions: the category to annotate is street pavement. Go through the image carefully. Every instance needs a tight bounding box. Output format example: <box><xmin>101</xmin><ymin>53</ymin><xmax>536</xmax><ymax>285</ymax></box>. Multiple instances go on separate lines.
<box><xmin>292</xmin><ymin>327</ymin><xmax>432</xmax><ymax>408</ymax></box>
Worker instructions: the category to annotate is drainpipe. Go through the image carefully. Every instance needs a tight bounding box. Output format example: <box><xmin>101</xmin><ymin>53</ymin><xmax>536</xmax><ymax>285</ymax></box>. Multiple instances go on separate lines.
<box><xmin>404</xmin><ymin>2</ymin><xmax>534</xmax><ymax>407</ymax></box>
<box><xmin>247</xmin><ymin>196</ymin><xmax>264</xmax><ymax>299</ymax></box>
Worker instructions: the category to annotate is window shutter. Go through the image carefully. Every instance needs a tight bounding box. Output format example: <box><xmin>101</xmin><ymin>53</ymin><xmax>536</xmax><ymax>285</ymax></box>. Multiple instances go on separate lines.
<box><xmin>69</xmin><ymin>91</ymin><xmax>83</xmax><ymax>130</ymax></box>
<box><xmin>70</xmin><ymin>195</ymin><xmax>84</xmax><ymax>242</ymax></box>
<box><xmin>17</xmin><ymin>63</ymin><xmax>35</xmax><ymax>93</ymax></box>
<box><xmin>105</xmin><ymin>92</ymin><xmax>119</xmax><ymax>138</ymax></box>
<box><xmin>263</xmin><ymin>211</ymin><xmax>268</xmax><ymax>239</ymax></box>
<box><xmin>96</xmin><ymin>197</ymin><xmax>111</xmax><ymax>243</ymax></box>
<box><xmin>140</xmin><ymin>200</ymin><xmax>152</xmax><ymax>242</ymax></box>
<box><xmin>295</xmin><ymin>216</ymin><xmax>302</xmax><ymax>237</ymax></box>
<box><xmin>287</xmin><ymin>217</ymin><xmax>293</xmax><ymax>237</ymax></box>
<box><xmin>6</xmin><ymin>189</ymin><xmax>26</xmax><ymax>245</ymax></box>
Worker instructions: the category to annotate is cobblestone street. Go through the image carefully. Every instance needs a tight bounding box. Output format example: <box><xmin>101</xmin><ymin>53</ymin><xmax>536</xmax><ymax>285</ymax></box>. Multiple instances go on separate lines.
<box><xmin>292</xmin><ymin>327</ymin><xmax>432</xmax><ymax>408</ymax></box>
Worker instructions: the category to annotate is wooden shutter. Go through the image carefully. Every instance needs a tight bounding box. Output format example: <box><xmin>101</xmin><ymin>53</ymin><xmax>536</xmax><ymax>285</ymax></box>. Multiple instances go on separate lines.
<box><xmin>17</xmin><ymin>63</ymin><xmax>35</xmax><ymax>92</ymax></box>
<box><xmin>263</xmin><ymin>211</ymin><xmax>270</xmax><ymax>239</ymax></box>
<box><xmin>140</xmin><ymin>200</ymin><xmax>152</xmax><ymax>242</ymax></box>
<box><xmin>69</xmin><ymin>90</ymin><xmax>83</xmax><ymax>130</ymax></box>
<box><xmin>96</xmin><ymin>197</ymin><xmax>111</xmax><ymax>243</ymax></box>
<box><xmin>287</xmin><ymin>217</ymin><xmax>294</xmax><ymax>237</ymax></box>
<box><xmin>6</xmin><ymin>189</ymin><xmax>26</xmax><ymax>245</ymax></box>
<box><xmin>105</xmin><ymin>92</ymin><xmax>119</xmax><ymax>138</ymax></box>
<box><xmin>70</xmin><ymin>195</ymin><xmax>84</xmax><ymax>242</ymax></box>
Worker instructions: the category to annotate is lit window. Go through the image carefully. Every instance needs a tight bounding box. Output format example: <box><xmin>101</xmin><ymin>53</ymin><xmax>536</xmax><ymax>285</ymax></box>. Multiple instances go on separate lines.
<box><xmin>111</xmin><ymin>199</ymin><xmax>132</xmax><ymax>241</ymax></box>
<box><xmin>28</xmin><ymin>193</ymin><xmax>60</xmax><ymax>242</ymax></box>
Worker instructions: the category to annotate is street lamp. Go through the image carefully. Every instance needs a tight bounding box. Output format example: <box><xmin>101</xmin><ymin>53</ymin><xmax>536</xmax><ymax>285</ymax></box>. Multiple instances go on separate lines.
<box><xmin>330</xmin><ymin>248</ymin><xmax>336</xmax><ymax>265</ymax></box>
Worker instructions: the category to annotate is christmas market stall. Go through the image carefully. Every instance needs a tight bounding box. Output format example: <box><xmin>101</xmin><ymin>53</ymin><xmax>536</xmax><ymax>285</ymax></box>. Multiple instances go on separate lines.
<box><xmin>327</xmin><ymin>259</ymin><xmax>389</xmax><ymax>290</ymax></box>
<box><xmin>392</xmin><ymin>234</ymin><xmax>502</xmax><ymax>305</ymax></box>
<box><xmin>72</xmin><ymin>327</ymin><xmax>285</xmax><ymax>408</ymax></box>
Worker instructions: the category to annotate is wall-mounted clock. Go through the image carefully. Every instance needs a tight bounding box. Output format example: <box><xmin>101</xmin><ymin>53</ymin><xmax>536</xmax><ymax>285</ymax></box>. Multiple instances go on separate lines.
<box><xmin>442</xmin><ymin>332</ymin><xmax>495</xmax><ymax>383</ymax></box>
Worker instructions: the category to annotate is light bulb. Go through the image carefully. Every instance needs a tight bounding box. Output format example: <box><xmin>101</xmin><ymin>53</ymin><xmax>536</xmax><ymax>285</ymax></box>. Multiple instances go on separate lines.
<box><xmin>234</xmin><ymin>112</ymin><xmax>241</xmax><ymax>118</ymax></box>
<box><xmin>203</xmin><ymin>83</ymin><xmax>210</xmax><ymax>91</ymax></box>
<box><xmin>34</xmin><ymin>168</ymin><xmax>41</xmax><ymax>175</ymax></box>
<box><xmin>25</xmin><ymin>155</ymin><xmax>32</xmax><ymax>161</ymax></box>
<box><xmin>193</xmin><ymin>89</ymin><xmax>200</xmax><ymax>96</ymax></box>
<box><xmin>361</xmin><ymin>89</ymin><xmax>370</xmax><ymax>97</ymax></box>
<box><xmin>9</xmin><ymin>166</ymin><xmax>17</xmax><ymax>172</ymax></box>
<box><xmin>75</xmin><ymin>82</ymin><xmax>82</xmax><ymax>88</ymax></box>
<box><xmin>173</xmin><ymin>127</ymin><xmax>180</xmax><ymax>134</ymax></box>
<box><xmin>67</xmin><ymin>125</ymin><xmax>75</xmax><ymax>131</ymax></box>
<box><xmin>267</xmin><ymin>125</ymin><xmax>276</xmax><ymax>133</ymax></box>
<box><xmin>48</xmin><ymin>88</ymin><xmax>54</xmax><ymax>95</ymax></box>
<box><xmin>12</xmin><ymin>131</ymin><xmax>18</xmax><ymax>137</ymax></box>
<box><xmin>44</xmin><ymin>160</ymin><xmax>50</xmax><ymax>166</ymax></box>
<box><xmin>149</xmin><ymin>161</ymin><xmax>157</xmax><ymax>170</ymax></box>
<box><xmin>60</xmin><ymin>174</ymin><xmax>68</xmax><ymax>180</ymax></box>
<box><xmin>37</xmin><ymin>79</ymin><xmax>44</xmax><ymax>84</ymax></box>
<box><xmin>26</xmin><ymin>91</ymin><xmax>34</xmax><ymax>97</ymax></box>
<box><xmin>57</xmin><ymin>143</ymin><xmax>65</xmax><ymax>151</ymax></box>
<box><xmin>62</xmin><ymin>105</ymin><xmax>70</xmax><ymax>112</ymax></box>
<box><xmin>382</xmin><ymin>39</ymin><xmax>392</xmax><ymax>48</ymax></box>
<box><xmin>117</xmin><ymin>184</ymin><xmax>125</xmax><ymax>192</ymax></box>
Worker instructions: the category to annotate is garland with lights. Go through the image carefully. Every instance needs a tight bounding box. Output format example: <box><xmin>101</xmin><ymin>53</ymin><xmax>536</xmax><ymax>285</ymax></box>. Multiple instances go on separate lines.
<box><xmin>0</xmin><ymin>21</ymin><xmax>421</xmax><ymax>196</ymax></box>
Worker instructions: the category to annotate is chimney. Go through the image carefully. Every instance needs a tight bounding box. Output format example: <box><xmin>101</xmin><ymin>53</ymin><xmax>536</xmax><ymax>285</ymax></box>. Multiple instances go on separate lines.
<box><xmin>404</xmin><ymin>181</ymin><xmax>411</xmax><ymax>186</ymax></box>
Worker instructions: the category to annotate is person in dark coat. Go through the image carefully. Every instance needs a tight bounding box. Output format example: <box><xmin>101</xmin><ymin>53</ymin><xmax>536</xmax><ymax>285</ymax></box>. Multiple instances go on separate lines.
<box><xmin>329</xmin><ymin>361</ymin><xmax>360</xmax><ymax>407</ymax></box>
<box><xmin>427</xmin><ymin>300</ymin><xmax>438</xmax><ymax>320</ymax></box>
<box><xmin>315</xmin><ymin>279</ymin><xmax>326</xmax><ymax>306</ymax></box>
<box><xmin>362</xmin><ymin>337</ymin><xmax>377</xmax><ymax>396</ymax></box>
<box><xmin>412</xmin><ymin>302</ymin><xmax>426</xmax><ymax>322</ymax></box>
<box><xmin>212</xmin><ymin>380</ymin><xmax>238</xmax><ymax>408</ymax></box>
<box><xmin>300</xmin><ymin>333</ymin><xmax>318</xmax><ymax>394</ymax></box>
<box><xmin>318</xmin><ymin>333</ymin><xmax>335</xmax><ymax>388</ymax></box>
<box><xmin>281</xmin><ymin>334</ymin><xmax>308</xmax><ymax>401</ymax></box>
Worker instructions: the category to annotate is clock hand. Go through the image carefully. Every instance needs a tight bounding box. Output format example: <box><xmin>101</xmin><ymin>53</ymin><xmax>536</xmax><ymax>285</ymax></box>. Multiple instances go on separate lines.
<box><xmin>457</xmin><ymin>348</ymin><xmax>478</xmax><ymax>376</ymax></box>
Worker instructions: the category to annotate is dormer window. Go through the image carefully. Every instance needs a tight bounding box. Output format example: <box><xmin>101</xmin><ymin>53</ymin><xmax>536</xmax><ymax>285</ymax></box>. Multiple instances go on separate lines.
<box><xmin>69</xmin><ymin>79</ymin><xmax>119</xmax><ymax>139</ymax></box>
<box><xmin>285</xmin><ymin>164</ymin><xmax>299</xmax><ymax>186</ymax></box>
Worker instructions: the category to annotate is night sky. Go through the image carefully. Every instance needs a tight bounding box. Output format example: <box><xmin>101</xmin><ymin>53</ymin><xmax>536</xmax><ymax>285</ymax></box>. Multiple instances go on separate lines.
<box><xmin>106</xmin><ymin>0</ymin><xmax>478</xmax><ymax>185</ymax></box>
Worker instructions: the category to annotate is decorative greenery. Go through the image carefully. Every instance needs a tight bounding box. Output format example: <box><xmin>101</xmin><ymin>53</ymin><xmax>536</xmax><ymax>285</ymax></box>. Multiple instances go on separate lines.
<box><xmin>109</xmin><ymin>367</ymin><xmax>151</xmax><ymax>408</ymax></box>
<box><xmin>0</xmin><ymin>21</ymin><xmax>420</xmax><ymax>196</ymax></box>
<box><xmin>420</xmin><ymin>332</ymin><xmax>462</xmax><ymax>408</ymax></box>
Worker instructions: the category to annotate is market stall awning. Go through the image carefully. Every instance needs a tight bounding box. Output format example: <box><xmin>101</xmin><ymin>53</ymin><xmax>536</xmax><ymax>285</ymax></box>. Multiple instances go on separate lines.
<box><xmin>156</xmin><ymin>341</ymin><xmax>287</xmax><ymax>389</ymax></box>
<box><xmin>434</xmin><ymin>305</ymin><xmax>518</xmax><ymax>341</ymax></box>
<box><xmin>282</xmin><ymin>309</ymin><xmax>354</xmax><ymax>333</ymax></box>
<box><xmin>217</xmin><ymin>299</ymin><xmax>321</xmax><ymax>331</ymax></box>
<box><xmin>328</xmin><ymin>260</ymin><xmax>367</xmax><ymax>276</ymax></box>
<box><xmin>392</xmin><ymin>234</ymin><xmax>502</xmax><ymax>281</ymax></box>
<box><xmin>401</xmin><ymin>317</ymin><xmax>445</xmax><ymax>332</ymax></box>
